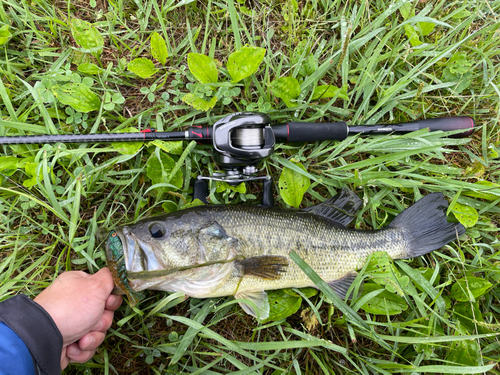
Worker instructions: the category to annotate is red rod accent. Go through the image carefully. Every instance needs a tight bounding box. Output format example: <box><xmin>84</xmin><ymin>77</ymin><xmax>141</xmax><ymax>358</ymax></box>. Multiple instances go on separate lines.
<box><xmin>141</xmin><ymin>129</ymin><xmax>152</xmax><ymax>141</ymax></box>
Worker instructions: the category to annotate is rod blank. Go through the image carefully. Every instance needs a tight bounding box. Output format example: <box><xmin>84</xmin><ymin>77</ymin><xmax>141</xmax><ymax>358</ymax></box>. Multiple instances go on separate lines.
<box><xmin>0</xmin><ymin>131</ymin><xmax>186</xmax><ymax>145</ymax></box>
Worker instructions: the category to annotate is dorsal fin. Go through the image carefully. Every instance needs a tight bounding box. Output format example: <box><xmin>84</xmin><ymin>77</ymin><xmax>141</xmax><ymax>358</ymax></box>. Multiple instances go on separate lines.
<box><xmin>301</xmin><ymin>187</ymin><xmax>362</xmax><ymax>227</ymax></box>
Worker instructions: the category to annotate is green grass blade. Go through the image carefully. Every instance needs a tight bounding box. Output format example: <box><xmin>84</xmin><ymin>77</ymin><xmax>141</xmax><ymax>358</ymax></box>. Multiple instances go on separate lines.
<box><xmin>168</xmin><ymin>315</ymin><xmax>286</xmax><ymax>372</ymax></box>
<box><xmin>397</xmin><ymin>364</ymin><xmax>496</xmax><ymax>374</ymax></box>
<box><xmin>170</xmin><ymin>298</ymin><xmax>213</xmax><ymax>365</ymax></box>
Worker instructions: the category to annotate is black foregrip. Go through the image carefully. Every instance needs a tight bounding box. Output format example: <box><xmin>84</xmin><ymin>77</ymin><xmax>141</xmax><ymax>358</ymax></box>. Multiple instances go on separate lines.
<box><xmin>416</xmin><ymin>116</ymin><xmax>475</xmax><ymax>137</ymax></box>
<box><xmin>272</xmin><ymin>122</ymin><xmax>348</xmax><ymax>142</ymax></box>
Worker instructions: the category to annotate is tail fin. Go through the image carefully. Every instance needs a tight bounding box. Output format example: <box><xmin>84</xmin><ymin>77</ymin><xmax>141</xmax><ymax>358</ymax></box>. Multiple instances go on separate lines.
<box><xmin>389</xmin><ymin>193</ymin><xmax>465</xmax><ymax>259</ymax></box>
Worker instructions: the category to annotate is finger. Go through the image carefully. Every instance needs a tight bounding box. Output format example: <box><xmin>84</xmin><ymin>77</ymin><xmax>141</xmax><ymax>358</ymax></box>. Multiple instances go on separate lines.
<box><xmin>92</xmin><ymin>310</ymin><xmax>114</xmax><ymax>332</ymax></box>
<box><xmin>61</xmin><ymin>356</ymin><xmax>70</xmax><ymax>370</ymax></box>
<box><xmin>105</xmin><ymin>294</ymin><xmax>123</xmax><ymax>311</ymax></box>
<box><xmin>60</xmin><ymin>348</ymin><xmax>70</xmax><ymax>370</ymax></box>
<box><xmin>78</xmin><ymin>331</ymin><xmax>106</xmax><ymax>351</ymax></box>
<box><xmin>66</xmin><ymin>343</ymin><xmax>96</xmax><ymax>364</ymax></box>
<box><xmin>87</xmin><ymin>268</ymin><xmax>115</xmax><ymax>298</ymax></box>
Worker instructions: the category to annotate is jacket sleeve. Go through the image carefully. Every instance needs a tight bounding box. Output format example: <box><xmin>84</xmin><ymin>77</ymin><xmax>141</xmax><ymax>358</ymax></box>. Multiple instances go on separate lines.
<box><xmin>0</xmin><ymin>295</ymin><xmax>63</xmax><ymax>375</ymax></box>
<box><xmin>0</xmin><ymin>321</ymin><xmax>35</xmax><ymax>375</ymax></box>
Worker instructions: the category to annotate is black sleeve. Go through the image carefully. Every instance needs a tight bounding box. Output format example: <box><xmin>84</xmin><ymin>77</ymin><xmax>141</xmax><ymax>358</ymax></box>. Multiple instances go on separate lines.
<box><xmin>0</xmin><ymin>295</ymin><xmax>63</xmax><ymax>375</ymax></box>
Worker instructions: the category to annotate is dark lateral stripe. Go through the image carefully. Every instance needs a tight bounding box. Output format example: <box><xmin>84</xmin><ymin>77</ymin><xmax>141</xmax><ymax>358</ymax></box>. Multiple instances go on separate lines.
<box><xmin>127</xmin><ymin>257</ymin><xmax>244</xmax><ymax>280</ymax></box>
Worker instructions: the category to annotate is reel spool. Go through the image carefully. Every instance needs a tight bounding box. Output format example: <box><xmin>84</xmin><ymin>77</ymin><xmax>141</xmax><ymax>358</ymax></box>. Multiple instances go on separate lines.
<box><xmin>211</xmin><ymin>112</ymin><xmax>275</xmax><ymax>168</ymax></box>
<box><xmin>231</xmin><ymin>127</ymin><xmax>265</xmax><ymax>149</ymax></box>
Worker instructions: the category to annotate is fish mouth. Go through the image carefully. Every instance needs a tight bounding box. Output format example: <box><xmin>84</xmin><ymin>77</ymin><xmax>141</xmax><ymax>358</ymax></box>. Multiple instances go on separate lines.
<box><xmin>120</xmin><ymin>227</ymin><xmax>161</xmax><ymax>273</ymax></box>
<box><xmin>105</xmin><ymin>229</ymin><xmax>143</xmax><ymax>306</ymax></box>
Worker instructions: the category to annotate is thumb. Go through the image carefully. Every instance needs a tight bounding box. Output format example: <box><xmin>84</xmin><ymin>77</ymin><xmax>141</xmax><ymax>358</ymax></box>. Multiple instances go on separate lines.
<box><xmin>88</xmin><ymin>268</ymin><xmax>115</xmax><ymax>297</ymax></box>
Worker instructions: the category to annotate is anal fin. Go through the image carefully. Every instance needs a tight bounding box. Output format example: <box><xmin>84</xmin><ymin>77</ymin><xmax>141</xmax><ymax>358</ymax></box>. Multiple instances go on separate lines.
<box><xmin>328</xmin><ymin>271</ymin><xmax>359</xmax><ymax>300</ymax></box>
<box><xmin>236</xmin><ymin>256</ymin><xmax>288</xmax><ymax>280</ymax></box>
<box><xmin>235</xmin><ymin>290</ymin><xmax>270</xmax><ymax>320</ymax></box>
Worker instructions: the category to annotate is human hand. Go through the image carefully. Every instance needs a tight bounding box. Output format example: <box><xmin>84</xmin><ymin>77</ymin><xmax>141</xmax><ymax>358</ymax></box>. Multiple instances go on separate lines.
<box><xmin>34</xmin><ymin>268</ymin><xmax>122</xmax><ymax>369</ymax></box>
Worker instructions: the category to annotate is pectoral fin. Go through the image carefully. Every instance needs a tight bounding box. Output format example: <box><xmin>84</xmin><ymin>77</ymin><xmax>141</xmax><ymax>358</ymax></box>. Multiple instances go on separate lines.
<box><xmin>328</xmin><ymin>271</ymin><xmax>359</xmax><ymax>300</ymax></box>
<box><xmin>236</xmin><ymin>255</ymin><xmax>288</xmax><ymax>280</ymax></box>
<box><xmin>235</xmin><ymin>290</ymin><xmax>270</xmax><ymax>320</ymax></box>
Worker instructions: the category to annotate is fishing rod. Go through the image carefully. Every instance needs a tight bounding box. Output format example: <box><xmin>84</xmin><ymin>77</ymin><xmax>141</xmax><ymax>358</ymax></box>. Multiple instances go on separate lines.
<box><xmin>0</xmin><ymin>112</ymin><xmax>475</xmax><ymax>206</ymax></box>
<box><xmin>0</xmin><ymin>113</ymin><xmax>475</xmax><ymax>145</ymax></box>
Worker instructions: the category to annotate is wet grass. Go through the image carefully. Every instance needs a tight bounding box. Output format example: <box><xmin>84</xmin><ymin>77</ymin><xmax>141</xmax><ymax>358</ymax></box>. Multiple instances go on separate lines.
<box><xmin>0</xmin><ymin>0</ymin><xmax>499</xmax><ymax>374</ymax></box>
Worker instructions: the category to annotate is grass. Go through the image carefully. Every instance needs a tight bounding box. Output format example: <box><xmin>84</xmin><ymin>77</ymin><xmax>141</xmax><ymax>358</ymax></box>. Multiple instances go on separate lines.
<box><xmin>0</xmin><ymin>0</ymin><xmax>499</xmax><ymax>373</ymax></box>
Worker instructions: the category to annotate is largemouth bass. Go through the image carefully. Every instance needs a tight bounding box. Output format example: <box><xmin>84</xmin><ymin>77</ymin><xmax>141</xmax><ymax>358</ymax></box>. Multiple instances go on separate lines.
<box><xmin>106</xmin><ymin>190</ymin><xmax>464</xmax><ymax>319</ymax></box>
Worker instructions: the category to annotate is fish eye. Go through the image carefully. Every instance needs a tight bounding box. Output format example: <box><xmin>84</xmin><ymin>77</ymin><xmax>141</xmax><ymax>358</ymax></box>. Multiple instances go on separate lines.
<box><xmin>149</xmin><ymin>223</ymin><xmax>166</xmax><ymax>238</ymax></box>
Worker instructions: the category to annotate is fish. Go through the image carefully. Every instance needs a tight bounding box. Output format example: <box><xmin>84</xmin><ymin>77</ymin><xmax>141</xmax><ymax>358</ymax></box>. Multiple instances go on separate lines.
<box><xmin>105</xmin><ymin>189</ymin><xmax>465</xmax><ymax>320</ymax></box>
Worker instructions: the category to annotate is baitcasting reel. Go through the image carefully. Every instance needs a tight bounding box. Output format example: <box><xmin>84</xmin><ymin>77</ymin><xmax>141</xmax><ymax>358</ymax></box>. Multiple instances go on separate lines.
<box><xmin>192</xmin><ymin>112</ymin><xmax>276</xmax><ymax>207</ymax></box>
